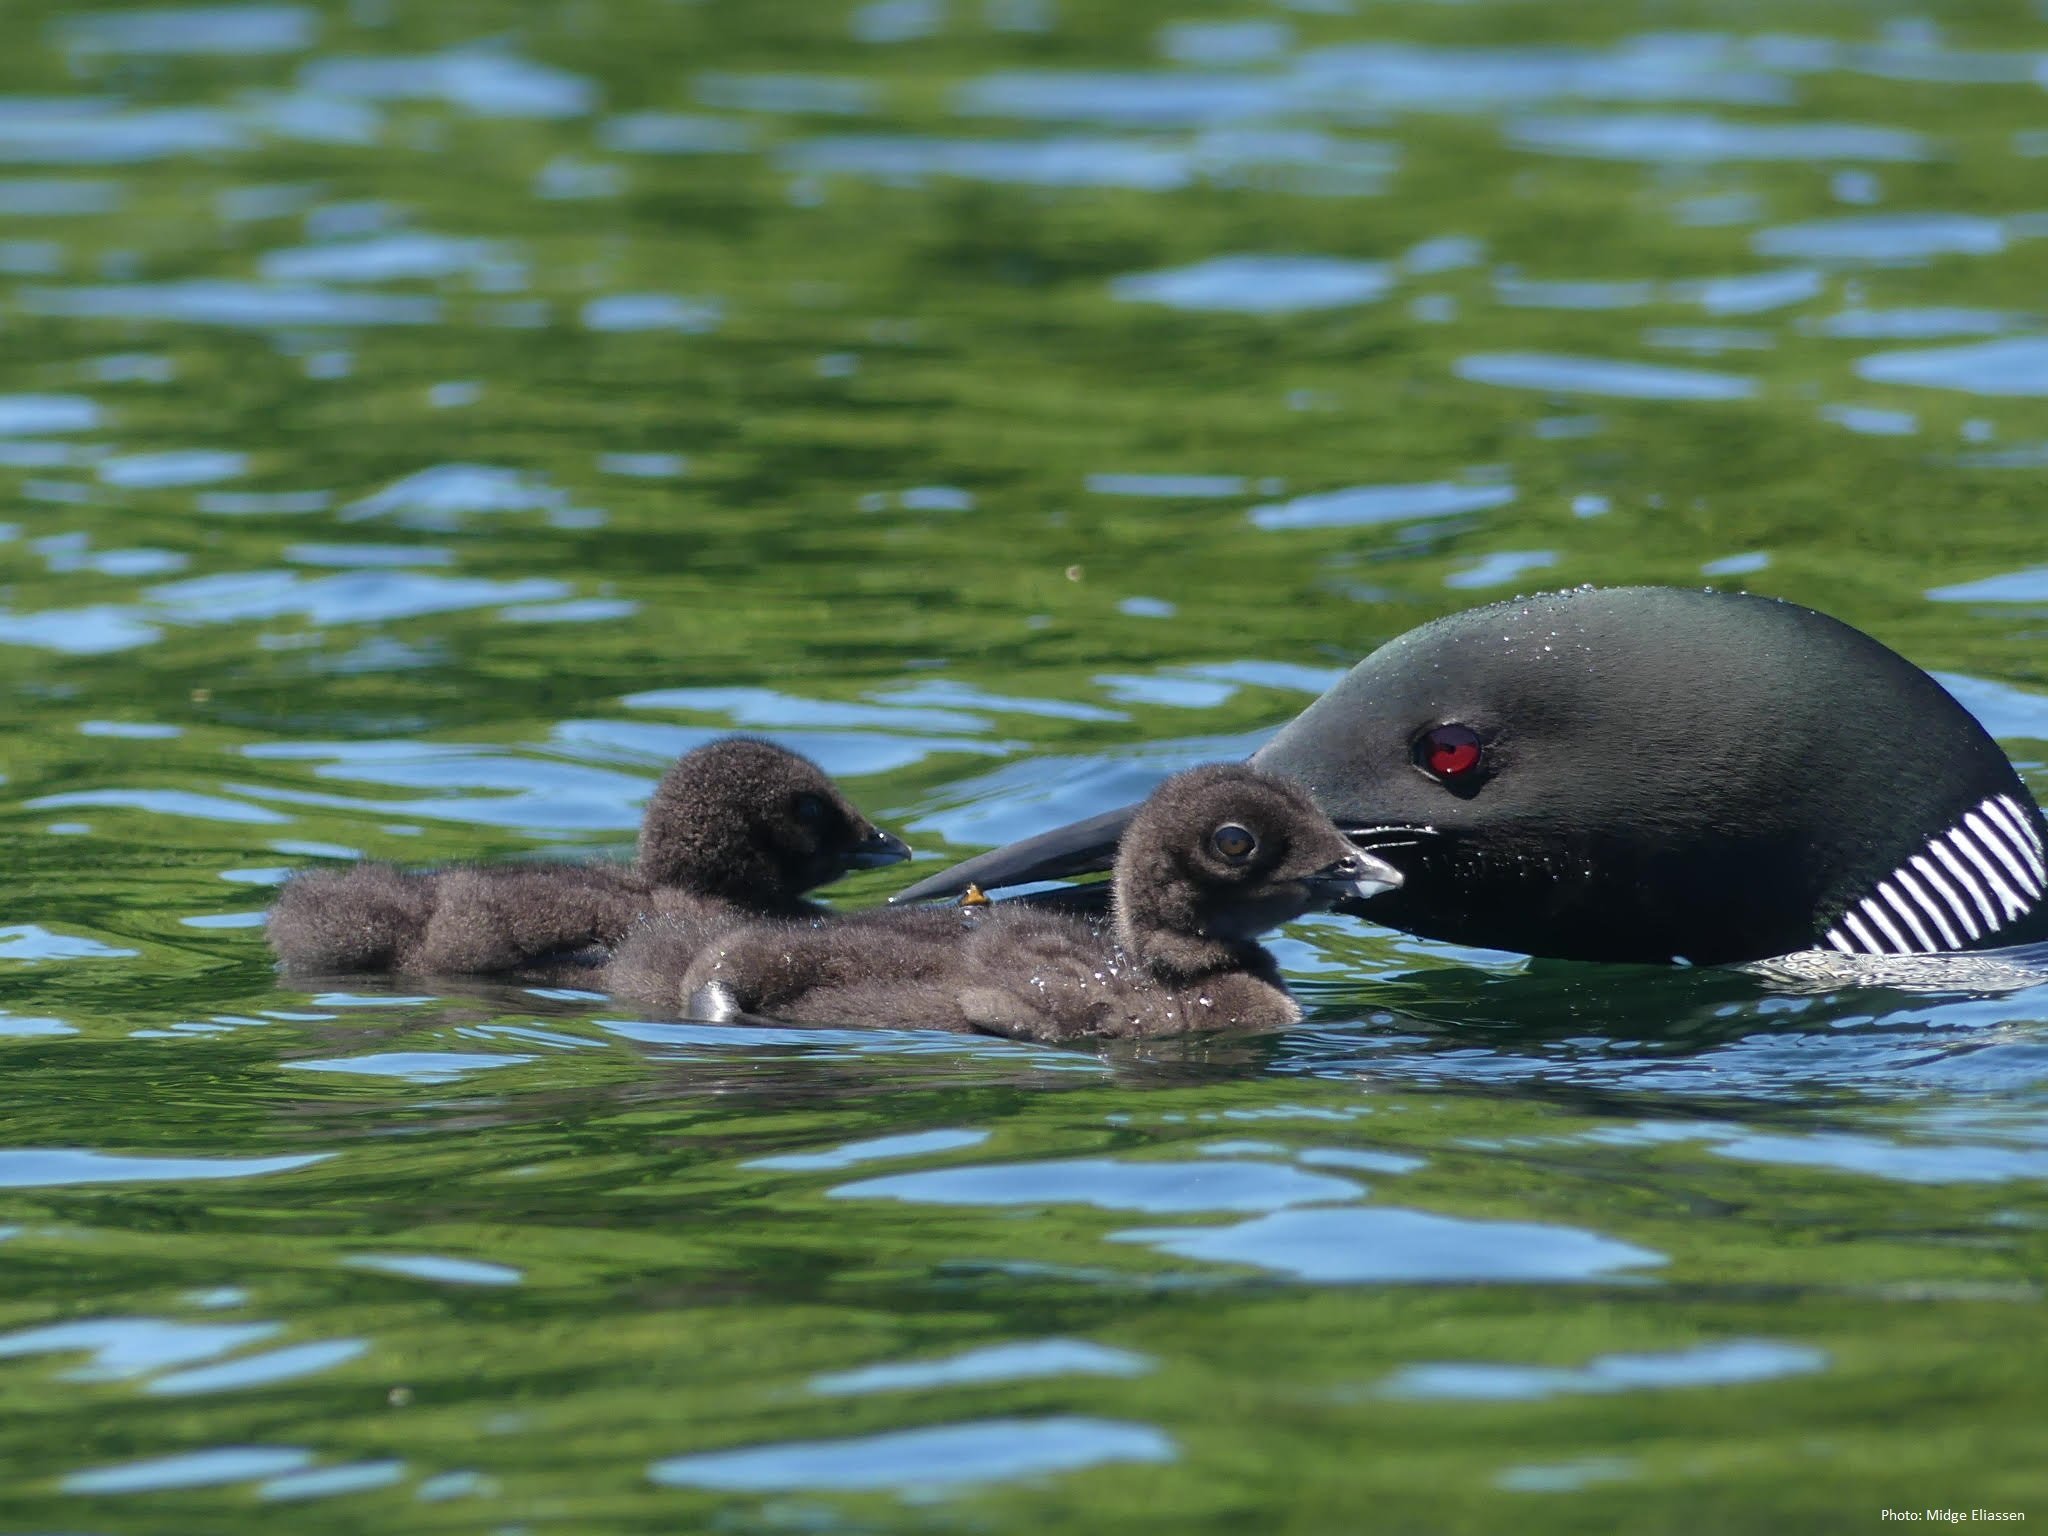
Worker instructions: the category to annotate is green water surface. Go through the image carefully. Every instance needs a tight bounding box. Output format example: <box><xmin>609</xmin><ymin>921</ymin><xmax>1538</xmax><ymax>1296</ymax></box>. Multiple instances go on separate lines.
<box><xmin>0</xmin><ymin>0</ymin><xmax>2044</xmax><ymax>1529</ymax></box>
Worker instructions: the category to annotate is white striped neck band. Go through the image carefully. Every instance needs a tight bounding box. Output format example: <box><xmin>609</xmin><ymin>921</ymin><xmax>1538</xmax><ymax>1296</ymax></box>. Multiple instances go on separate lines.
<box><xmin>1823</xmin><ymin>793</ymin><xmax>2047</xmax><ymax>956</ymax></box>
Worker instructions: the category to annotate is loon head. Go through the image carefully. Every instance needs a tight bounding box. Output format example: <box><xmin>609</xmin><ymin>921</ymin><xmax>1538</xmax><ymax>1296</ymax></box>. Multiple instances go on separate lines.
<box><xmin>640</xmin><ymin>736</ymin><xmax>911</xmax><ymax>909</ymax></box>
<box><xmin>895</xmin><ymin>587</ymin><xmax>2048</xmax><ymax>965</ymax></box>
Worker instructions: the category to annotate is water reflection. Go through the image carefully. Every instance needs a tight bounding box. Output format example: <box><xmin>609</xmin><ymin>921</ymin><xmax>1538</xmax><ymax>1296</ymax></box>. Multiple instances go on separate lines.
<box><xmin>1753</xmin><ymin>211</ymin><xmax>2011</xmax><ymax>262</ymax></box>
<box><xmin>342</xmin><ymin>464</ymin><xmax>589</xmax><ymax>527</ymax></box>
<box><xmin>98</xmin><ymin>449</ymin><xmax>247</xmax><ymax>488</ymax></box>
<box><xmin>598</xmin><ymin>113</ymin><xmax>755</xmax><ymax>156</ymax></box>
<box><xmin>810</xmin><ymin>1338</ymin><xmax>1151</xmax><ymax>1396</ymax></box>
<box><xmin>1509</xmin><ymin>114</ymin><xmax>1927</xmax><ymax>162</ymax></box>
<box><xmin>55</xmin><ymin>6</ymin><xmax>316</xmax><ymax>56</ymax></box>
<box><xmin>787</xmin><ymin>135</ymin><xmax>1192</xmax><ymax>192</ymax></box>
<box><xmin>0</xmin><ymin>105</ymin><xmax>249</xmax><ymax>163</ymax></box>
<box><xmin>1456</xmin><ymin>353</ymin><xmax>1756</xmax><ymax>400</ymax></box>
<box><xmin>0</xmin><ymin>177</ymin><xmax>125</xmax><ymax>214</ymax></box>
<box><xmin>1445</xmin><ymin>550</ymin><xmax>1557</xmax><ymax>590</ymax></box>
<box><xmin>0</xmin><ymin>1149</ymin><xmax>324</xmax><ymax>1185</ymax></box>
<box><xmin>151</xmin><ymin>1338</ymin><xmax>366</xmax><ymax>1395</ymax></box>
<box><xmin>1252</xmin><ymin>480</ymin><xmax>1514</xmax><ymax>532</ymax></box>
<box><xmin>344</xmin><ymin>1253</ymin><xmax>521</xmax><ymax>1284</ymax></box>
<box><xmin>1858</xmin><ymin>337</ymin><xmax>2048</xmax><ymax>396</ymax></box>
<box><xmin>835</xmin><ymin>1156</ymin><xmax>1361</xmax><ymax>1213</ymax></box>
<box><xmin>260</xmin><ymin>232</ymin><xmax>510</xmax><ymax>285</ymax></box>
<box><xmin>3</xmin><ymin>0</ymin><xmax>2047</xmax><ymax>1526</ymax></box>
<box><xmin>651</xmin><ymin>1417</ymin><xmax>1175</xmax><ymax>1493</ymax></box>
<box><xmin>904</xmin><ymin>730</ymin><xmax>1267</xmax><ymax>846</ymax></box>
<box><xmin>1113</xmin><ymin>1206</ymin><xmax>1666</xmax><ymax>1283</ymax></box>
<box><xmin>1820</xmin><ymin>403</ymin><xmax>1917</xmax><ymax>436</ymax></box>
<box><xmin>19</xmin><ymin>281</ymin><xmax>441</xmax><ymax>326</ymax></box>
<box><xmin>1111</xmin><ymin>254</ymin><xmax>1392</xmax><ymax>313</ymax></box>
<box><xmin>300</xmin><ymin>48</ymin><xmax>595</xmax><ymax>118</ymax></box>
<box><xmin>257</xmin><ymin>1461</ymin><xmax>407</xmax><ymax>1503</ymax></box>
<box><xmin>285</xmin><ymin>1049</ymin><xmax>536</xmax><ymax>1080</ymax></box>
<box><xmin>0</xmin><ymin>1316</ymin><xmax>279</xmax><ymax>1380</ymax></box>
<box><xmin>1809</xmin><ymin>307</ymin><xmax>2018</xmax><ymax>339</ymax></box>
<box><xmin>65</xmin><ymin>1446</ymin><xmax>317</xmax><ymax>1496</ymax></box>
<box><xmin>1382</xmin><ymin>1338</ymin><xmax>1826</xmax><ymax>1400</ymax></box>
<box><xmin>695</xmin><ymin>72</ymin><xmax>878</xmax><ymax>116</ymax></box>
<box><xmin>748</xmin><ymin>1127</ymin><xmax>989</xmax><ymax>1170</ymax></box>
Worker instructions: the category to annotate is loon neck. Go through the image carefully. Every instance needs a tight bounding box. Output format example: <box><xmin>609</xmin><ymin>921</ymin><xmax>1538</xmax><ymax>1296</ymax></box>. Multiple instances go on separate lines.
<box><xmin>1824</xmin><ymin>790</ymin><xmax>2048</xmax><ymax>956</ymax></box>
<box><xmin>1112</xmin><ymin>897</ymin><xmax>1266</xmax><ymax>985</ymax></box>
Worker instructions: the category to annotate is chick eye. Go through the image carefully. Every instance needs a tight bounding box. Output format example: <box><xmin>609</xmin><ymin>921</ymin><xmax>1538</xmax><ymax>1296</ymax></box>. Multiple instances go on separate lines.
<box><xmin>1212</xmin><ymin>823</ymin><xmax>1257</xmax><ymax>862</ymax></box>
<box><xmin>1414</xmin><ymin>723</ymin><xmax>1483</xmax><ymax>784</ymax></box>
<box><xmin>793</xmin><ymin>792</ymin><xmax>830</xmax><ymax>827</ymax></box>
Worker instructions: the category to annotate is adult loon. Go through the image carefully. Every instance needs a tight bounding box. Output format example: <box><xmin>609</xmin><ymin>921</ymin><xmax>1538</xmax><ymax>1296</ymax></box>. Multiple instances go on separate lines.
<box><xmin>893</xmin><ymin>587</ymin><xmax>2048</xmax><ymax>967</ymax></box>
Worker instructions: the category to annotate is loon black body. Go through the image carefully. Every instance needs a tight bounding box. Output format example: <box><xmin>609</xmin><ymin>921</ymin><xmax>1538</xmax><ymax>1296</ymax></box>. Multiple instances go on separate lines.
<box><xmin>894</xmin><ymin>587</ymin><xmax>2048</xmax><ymax>966</ymax></box>
<box><xmin>609</xmin><ymin>764</ymin><xmax>1399</xmax><ymax>1040</ymax></box>
<box><xmin>266</xmin><ymin>737</ymin><xmax>910</xmax><ymax>979</ymax></box>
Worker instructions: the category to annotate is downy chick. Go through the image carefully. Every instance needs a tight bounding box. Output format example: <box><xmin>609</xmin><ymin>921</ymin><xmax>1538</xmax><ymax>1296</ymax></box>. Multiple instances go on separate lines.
<box><xmin>609</xmin><ymin>764</ymin><xmax>1397</xmax><ymax>1041</ymax></box>
<box><xmin>266</xmin><ymin>737</ymin><xmax>909</xmax><ymax>980</ymax></box>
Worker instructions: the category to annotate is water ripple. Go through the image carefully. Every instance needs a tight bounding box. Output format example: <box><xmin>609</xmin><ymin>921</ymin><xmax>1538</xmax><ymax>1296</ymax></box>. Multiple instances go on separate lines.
<box><xmin>150</xmin><ymin>1338</ymin><xmax>366</xmax><ymax>1395</ymax></box>
<box><xmin>0</xmin><ymin>105</ymin><xmax>248</xmax><ymax>164</ymax></box>
<box><xmin>65</xmin><ymin>1446</ymin><xmax>315</xmax><ymax>1495</ymax></box>
<box><xmin>1810</xmin><ymin>307</ymin><xmax>2018</xmax><ymax>340</ymax></box>
<box><xmin>18</xmin><ymin>281</ymin><xmax>441</xmax><ymax>327</ymax></box>
<box><xmin>810</xmin><ymin>1339</ymin><xmax>1151</xmax><ymax>1396</ymax></box>
<box><xmin>1752</xmin><ymin>211</ymin><xmax>2011</xmax><ymax>263</ymax></box>
<box><xmin>904</xmin><ymin>730</ymin><xmax>1268</xmax><ymax>846</ymax></box>
<box><xmin>0</xmin><ymin>1149</ymin><xmax>325</xmax><ymax>1187</ymax></box>
<box><xmin>695</xmin><ymin>73</ymin><xmax>878</xmax><ymax>117</ymax></box>
<box><xmin>286</xmin><ymin>1051</ymin><xmax>537</xmax><ymax>1082</ymax></box>
<box><xmin>300</xmin><ymin>49</ymin><xmax>596</xmax><ymax>118</ymax></box>
<box><xmin>0</xmin><ymin>177</ymin><xmax>125</xmax><ymax>215</ymax></box>
<box><xmin>258</xmin><ymin>1459</ymin><xmax>406</xmax><ymax>1502</ymax></box>
<box><xmin>785</xmin><ymin>135</ymin><xmax>1191</xmax><ymax>192</ymax></box>
<box><xmin>1381</xmin><ymin>1339</ymin><xmax>1826</xmax><ymax>1400</ymax></box>
<box><xmin>0</xmin><ymin>1317</ymin><xmax>279</xmax><ymax>1380</ymax></box>
<box><xmin>1856</xmin><ymin>337</ymin><xmax>2048</xmax><ymax>396</ymax></box>
<box><xmin>1292</xmin><ymin>38</ymin><xmax>1790</xmax><ymax>110</ymax></box>
<box><xmin>958</xmin><ymin>72</ymin><xmax>1285</xmax><ymax>127</ymax></box>
<box><xmin>260</xmin><ymin>232</ymin><xmax>511</xmax><ymax>285</ymax></box>
<box><xmin>1113</xmin><ymin>1206</ymin><xmax>1666</xmax><ymax>1283</ymax></box>
<box><xmin>1111</xmin><ymin>254</ymin><xmax>1391</xmax><ymax>312</ymax></box>
<box><xmin>0</xmin><ymin>393</ymin><xmax>102</xmax><ymax>434</ymax></box>
<box><xmin>98</xmin><ymin>449</ymin><xmax>247</xmax><ymax>487</ymax></box>
<box><xmin>834</xmin><ymin>1157</ymin><xmax>1361</xmax><ymax>1213</ymax></box>
<box><xmin>1456</xmin><ymin>352</ymin><xmax>1756</xmax><ymax>400</ymax></box>
<box><xmin>1508</xmin><ymin>113</ymin><xmax>1928</xmax><ymax>163</ymax></box>
<box><xmin>651</xmin><ymin>1417</ymin><xmax>1175</xmax><ymax>1492</ymax></box>
<box><xmin>1252</xmin><ymin>480</ymin><xmax>1515</xmax><ymax>532</ymax></box>
<box><xmin>623</xmin><ymin>685</ymin><xmax>989</xmax><ymax>735</ymax></box>
<box><xmin>345</xmin><ymin>1253</ymin><xmax>522</xmax><ymax>1285</ymax></box>
<box><xmin>598</xmin><ymin>113</ymin><xmax>756</xmax><ymax>156</ymax></box>
<box><xmin>1445</xmin><ymin>550</ymin><xmax>1558</xmax><ymax>590</ymax></box>
<box><xmin>55</xmin><ymin>7</ymin><xmax>315</xmax><ymax>56</ymax></box>
<box><xmin>748</xmin><ymin>1128</ymin><xmax>990</xmax><ymax>1170</ymax></box>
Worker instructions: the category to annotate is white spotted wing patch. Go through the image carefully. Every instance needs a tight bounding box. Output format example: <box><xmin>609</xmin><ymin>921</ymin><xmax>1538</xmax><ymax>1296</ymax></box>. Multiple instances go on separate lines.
<box><xmin>1825</xmin><ymin>794</ymin><xmax>2046</xmax><ymax>955</ymax></box>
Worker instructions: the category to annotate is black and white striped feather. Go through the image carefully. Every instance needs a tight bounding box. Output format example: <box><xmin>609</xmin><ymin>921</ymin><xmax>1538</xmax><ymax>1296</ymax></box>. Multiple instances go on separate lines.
<box><xmin>1824</xmin><ymin>794</ymin><xmax>2047</xmax><ymax>955</ymax></box>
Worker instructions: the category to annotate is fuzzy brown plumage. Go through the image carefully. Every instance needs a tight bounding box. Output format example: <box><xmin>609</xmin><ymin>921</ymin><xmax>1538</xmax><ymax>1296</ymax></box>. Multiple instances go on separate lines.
<box><xmin>265</xmin><ymin>737</ymin><xmax>904</xmax><ymax>980</ymax></box>
<box><xmin>608</xmin><ymin>763</ymin><xmax>1381</xmax><ymax>1042</ymax></box>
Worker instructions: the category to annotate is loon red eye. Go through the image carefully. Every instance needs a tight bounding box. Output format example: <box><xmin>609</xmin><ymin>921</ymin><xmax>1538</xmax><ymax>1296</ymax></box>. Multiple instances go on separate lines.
<box><xmin>1415</xmin><ymin>723</ymin><xmax>1483</xmax><ymax>783</ymax></box>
